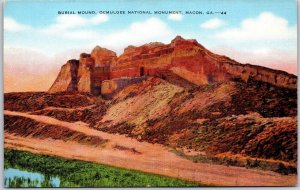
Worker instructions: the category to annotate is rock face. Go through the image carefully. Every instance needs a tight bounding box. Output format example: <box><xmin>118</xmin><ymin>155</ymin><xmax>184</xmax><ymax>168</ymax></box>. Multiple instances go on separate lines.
<box><xmin>91</xmin><ymin>46</ymin><xmax>116</xmax><ymax>67</ymax></box>
<box><xmin>101</xmin><ymin>76</ymin><xmax>147</xmax><ymax>98</ymax></box>
<box><xmin>49</xmin><ymin>36</ymin><xmax>297</xmax><ymax>95</ymax></box>
<box><xmin>49</xmin><ymin>59</ymin><xmax>79</xmax><ymax>93</ymax></box>
<box><xmin>49</xmin><ymin>48</ymin><xmax>116</xmax><ymax>95</ymax></box>
<box><xmin>77</xmin><ymin>53</ymin><xmax>93</xmax><ymax>93</ymax></box>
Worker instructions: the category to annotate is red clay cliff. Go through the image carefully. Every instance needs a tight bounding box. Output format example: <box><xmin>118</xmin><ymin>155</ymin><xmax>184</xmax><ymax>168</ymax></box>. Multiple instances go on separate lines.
<box><xmin>49</xmin><ymin>36</ymin><xmax>297</xmax><ymax>96</ymax></box>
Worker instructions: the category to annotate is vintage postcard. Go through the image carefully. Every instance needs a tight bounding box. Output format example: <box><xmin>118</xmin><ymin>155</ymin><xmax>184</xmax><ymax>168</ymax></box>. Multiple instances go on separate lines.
<box><xmin>3</xmin><ymin>0</ymin><xmax>297</xmax><ymax>187</ymax></box>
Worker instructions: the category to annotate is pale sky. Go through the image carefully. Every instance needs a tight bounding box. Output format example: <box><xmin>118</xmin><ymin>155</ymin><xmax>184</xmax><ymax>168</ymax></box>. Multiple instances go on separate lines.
<box><xmin>3</xmin><ymin>0</ymin><xmax>298</xmax><ymax>92</ymax></box>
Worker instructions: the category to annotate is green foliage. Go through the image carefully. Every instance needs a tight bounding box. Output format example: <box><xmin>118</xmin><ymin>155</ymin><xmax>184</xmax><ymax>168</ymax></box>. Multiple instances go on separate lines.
<box><xmin>4</xmin><ymin>149</ymin><xmax>199</xmax><ymax>187</ymax></box>
<box><xmin>6</xmin><ymin>177</ymin><xmax>40</xmax><ymax>188</ymax></box>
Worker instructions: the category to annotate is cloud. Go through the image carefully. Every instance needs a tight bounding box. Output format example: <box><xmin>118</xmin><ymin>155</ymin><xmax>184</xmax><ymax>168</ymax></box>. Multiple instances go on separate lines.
<box><xmin>4</xmin><ymin>47</ymin><xmax>57</xmax><ymax>92</ymax></box>
<box><xmin>90</xmin><ymin>14</ymin><xmax>109</xmax><ymax>25</ymax></box>
<box><xmin>57</xmin><ymin>30</ymin><xmax>100</xmax><ymax>40</ymax></box>
<box><xmin>50</xmin><ymin>14</ymin><xmax>109</xmax><ymax>30</ymax></box>
<box><xmin>4</xmin><ymin>17</ymin><xmax>31</xmax><ymax>32</ymax></box>
<box><xmin>5</xmin><ymin>15</ymin><xmax>175</xmax><ymax>55</ymax></box>
<box><xmin>168</xmin><ymin>14</ymin><xmax>183</xmax><ymax>21</ymax></box>
<box><xmin>200</xmin><ymin>18</ymin><xmax>225</xmax><ymax>29</ymax></box>
<box><xmin>40</xmin><ymin>14</ymin><xmax>109</xmax><ymax>39</ymax></box>
<box><xmin>100</xmin><ymin>17</ymin><xmax>174</xmax><ymax>52</ymax></box>
<box><xmin>211</xmin><ymin>45</ymin><xmax>297</xmax><ymax>75</ymax></box>
<box><xmin>3</xmin><ymin>16</ymin><xmax>175</xmax><ymax>92</ymax></box>
<box><xmin>207</xmin><ymin>12</ymin><xmax>297</xmax><ymax>74</ymax></box>
<box><xmin>214</xmin><ymin>12</ymin><xmax>296</xmax><ymax>41</ymax></box>
<box><xmin>4</xmin><ymin>47</ymin><xmax>86</xmax><ymax>92</ymax></box>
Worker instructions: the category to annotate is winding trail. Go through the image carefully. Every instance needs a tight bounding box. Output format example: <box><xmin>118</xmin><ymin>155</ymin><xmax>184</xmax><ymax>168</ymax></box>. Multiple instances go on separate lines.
<box><xmin>4</xmin><ymin>110</ymin><xmax>297</xmax><ymax>186</ymax></box>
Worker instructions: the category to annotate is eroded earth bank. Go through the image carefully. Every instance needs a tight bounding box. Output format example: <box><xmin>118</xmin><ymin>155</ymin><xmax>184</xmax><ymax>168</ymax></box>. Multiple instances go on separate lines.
<box><xmin>4</xmin><ymin>36</ymin><xmax>297</xmax><ymax>186</ymax></box>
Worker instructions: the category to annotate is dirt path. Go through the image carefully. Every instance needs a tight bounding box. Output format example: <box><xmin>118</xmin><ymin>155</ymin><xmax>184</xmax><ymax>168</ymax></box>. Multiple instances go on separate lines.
<box><xmin>32</xmin><ymin>104</ymin><xmax>97</xmax><ymax>112</ymax></box>
<box><xmin>4</xmin><ymin>110</ymin><xmax>297</xmax><ymax>186</ymax></box>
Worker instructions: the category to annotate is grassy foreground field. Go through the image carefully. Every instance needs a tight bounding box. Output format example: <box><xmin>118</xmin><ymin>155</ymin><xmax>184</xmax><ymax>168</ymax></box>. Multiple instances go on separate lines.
<box><xmin>4</xmin><ymin>149</ymin><xmax>200</xmax><ymax>187</ymax></box>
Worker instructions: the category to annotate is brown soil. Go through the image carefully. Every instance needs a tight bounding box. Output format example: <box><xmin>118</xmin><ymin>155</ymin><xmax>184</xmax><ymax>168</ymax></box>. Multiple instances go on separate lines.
<box><xmin>4</xmin><ymin>91</ymin><xmax>94</xmax><ymax>112</ymax></box>
<box><xmin>4</xmin><ymin>114</ymin><xmax>107</xmax><ymax>146</ymax></box>
<box><xmin>4</xmin><ymin>110</ymin><xmax>297</xmax><ymax>186</ymax></box>
<box><xmin>98</xmin><ymin>79</ymin><xmax>297</xmax><ymax>165</ymax></box>
<box><xmin>3</xmin><ymin>77</ymin><xmax>297</xmax><ymax>184</ymax></box>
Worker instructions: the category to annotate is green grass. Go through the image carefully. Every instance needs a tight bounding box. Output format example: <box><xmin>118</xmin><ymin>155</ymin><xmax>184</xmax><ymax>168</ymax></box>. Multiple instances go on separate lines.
<box><xmin>5</xmin><ymin>177</ymin><xmax>42</xmax><ymax>188</ymax></box>
<box><xmin>4</xmin><ymin>149</ymin><xmax>200</xmax><ymax>187</ymax></box>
